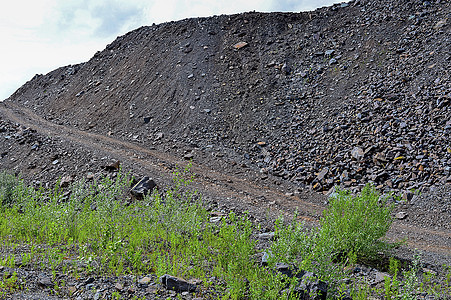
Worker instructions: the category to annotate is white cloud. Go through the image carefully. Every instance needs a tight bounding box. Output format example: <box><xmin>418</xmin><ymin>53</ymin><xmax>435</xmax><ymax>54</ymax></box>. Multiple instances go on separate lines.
<box><xmin>269</xmin><ymin>0</ymin><xmax>342</xmax><ymax>12</ymax></box>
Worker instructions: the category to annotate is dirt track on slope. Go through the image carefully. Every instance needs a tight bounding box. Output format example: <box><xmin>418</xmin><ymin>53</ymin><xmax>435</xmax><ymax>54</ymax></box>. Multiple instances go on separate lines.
<box><xmin>1</xmin><ymin>102</ymin><xmax>450</xmax><ymax>267</ymax></box>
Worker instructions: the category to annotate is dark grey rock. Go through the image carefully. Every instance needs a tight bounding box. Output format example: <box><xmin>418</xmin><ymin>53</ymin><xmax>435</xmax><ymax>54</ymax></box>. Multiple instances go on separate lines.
<box><xmin>325</xmin><ymin>50</ymin><xmax>335</xmax><ymax>57</ymax></box>
<box><xmin>281</xmin><ymin>63</ymin><xmax>291</xmax><ymax>74</ymax></box>
<box><xmin>294</xmin><ymin>272</ymin><xmax>328</xmax><ymax>300</ymax></box>
<box><xmin>275</xmin><ymin>263</ymin><xmax>293</xmax><ymax>277</ymax></box>
<box><xmin>130</xmin><ymin>176</ymin><xmax>157</xmax><ymax>199</ymax></box>
<box><xmin>159</xmin><ymin>274</ymin><xmax>196</xmax><ymax>292</ymax></box>
<box><xmin>37</xmin><ymin>274</ymin><xmax>53</xmax><ymax>288</ymax></box>
<box><xmin>402</xmin><ymin>191</ymin><xmax>414</xmax><ymax>201</ymax></box>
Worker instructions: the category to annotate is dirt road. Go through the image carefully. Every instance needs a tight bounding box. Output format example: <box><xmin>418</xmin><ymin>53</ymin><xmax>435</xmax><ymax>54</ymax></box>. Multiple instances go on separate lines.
<box><xmin>1</xmin><ymin>101</ymin><xmax>450</xmax><ymax>267</ymax></box>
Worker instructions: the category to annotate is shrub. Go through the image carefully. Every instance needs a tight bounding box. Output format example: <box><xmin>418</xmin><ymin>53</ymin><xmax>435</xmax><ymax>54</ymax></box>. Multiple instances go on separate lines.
<box><xmin>0</xmin><ymin>171</ymin><xmax>19</xmax><ymax>207</ymax></box>
<box><xmin>319</xmin><ymin>184</ymin><xmax>395</xmax><ymax>259</ymax></box>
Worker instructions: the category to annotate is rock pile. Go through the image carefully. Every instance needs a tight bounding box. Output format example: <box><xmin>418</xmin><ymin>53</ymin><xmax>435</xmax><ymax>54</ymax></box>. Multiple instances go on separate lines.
<box><xmin>5</xmin><ymin>0</ymin><xmax>448</xmax><ymax>195</ymax></box>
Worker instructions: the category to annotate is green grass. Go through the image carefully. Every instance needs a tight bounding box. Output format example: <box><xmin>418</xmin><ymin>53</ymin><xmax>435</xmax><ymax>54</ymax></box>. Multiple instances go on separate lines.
<box><xmin>0</xmin><ymin>271</ymin><xmax>23</xmax><ymax>297</ymax></box>
<box><xmin>0</xmin><ymin>169</ymin><xmax>449</xmax><ymax>299</ymax></box>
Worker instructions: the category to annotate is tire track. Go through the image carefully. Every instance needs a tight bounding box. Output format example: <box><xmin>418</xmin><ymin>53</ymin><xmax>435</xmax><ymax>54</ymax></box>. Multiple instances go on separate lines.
<box><xmin>1</xmin><ymin>102</ymin><xmax>450</xmax><ymax>265</ymax></box>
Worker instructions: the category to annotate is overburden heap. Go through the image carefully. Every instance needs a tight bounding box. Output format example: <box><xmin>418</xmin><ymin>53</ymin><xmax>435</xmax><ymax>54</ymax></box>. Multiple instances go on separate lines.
<box><xmin>6</xmin><ymin>0</ymin><xmax>450</xmax><ymax>193</ymax></box>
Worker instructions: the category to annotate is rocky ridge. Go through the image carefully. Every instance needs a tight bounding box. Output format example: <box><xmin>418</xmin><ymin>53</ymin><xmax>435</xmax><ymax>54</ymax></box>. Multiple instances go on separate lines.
<box><xmin>5</xmin><ymin>0</ymin><xmax>450</xmax><ymax>196</ymax></box>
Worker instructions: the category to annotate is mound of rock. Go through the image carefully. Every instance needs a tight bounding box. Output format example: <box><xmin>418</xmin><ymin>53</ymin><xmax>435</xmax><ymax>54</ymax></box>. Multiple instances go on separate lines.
<box><xmin>3</xmin><ymin>0</ymin><xmax>450</xmax><ymax>196</ymax></box>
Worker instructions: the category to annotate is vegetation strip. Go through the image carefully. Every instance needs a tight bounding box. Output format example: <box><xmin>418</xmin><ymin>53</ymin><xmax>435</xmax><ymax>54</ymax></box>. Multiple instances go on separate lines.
<box><xmin>0</xmin><ymin>168</ymin><xmax>450</xmax><ymax>299</ymax></box>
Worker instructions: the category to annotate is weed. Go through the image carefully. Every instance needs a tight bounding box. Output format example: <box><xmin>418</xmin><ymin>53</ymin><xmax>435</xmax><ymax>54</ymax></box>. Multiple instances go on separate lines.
<box><xmin>0</xmin><ymin>272</ymin><xmax>22</xmax><ymax>296</ymax></box>
<box><xmin>319</xmin><ymin>184</ymin><xmax>396</xmax><ymax>259</ymax></box>
<box><xmin>401</xmin><ymin>252</ymin><xmax>421</xmax><ymax>299</ymax></box>
<box><xmin>383</xmin><ymin>257</ymin><xmax>401</xmax><ymax>299</ymax></box>
<box><xmin>0</xmin><ymin>169</ymin><xmax>442</xmax><ymax>299</ymax></box>
<box><xmin>0</xmin><ymin>171</ymin><xmax>19</xmax><ymax>207</ymax></box>
<box><xmin>350</xmin><ymin>283</ymin><xmax>371</xmax><ymax>300</ymax></box>
<box><xmin>111</xmin><ymin>291</ymin><xmax>121</xmax><ymax>299</ymax></box>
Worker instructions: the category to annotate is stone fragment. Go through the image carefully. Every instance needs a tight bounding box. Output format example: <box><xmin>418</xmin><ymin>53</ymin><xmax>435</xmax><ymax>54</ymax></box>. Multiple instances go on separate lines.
<box><xmin>433</xmin><ymin>19</ymin><xmax>447</xmax><ymax>30</ymax></box>
<box><xmin>37</xmin><ymin>274</ymin><xmax>53</xmax><ymax>287</ymax></box>
<box><xmin>281</xmin><ymin>63</ymin><xmax>291</xmax><ymax>74</ymax></box>
<box><xmin>316</xmin><ymin>167</ymin><xmax>329</xmax><ymax>181</ymax></box>
<box><xmin>155</xmin><ymin>132</ymin><xmax>164</xmax><ymax>140</ymax></box>
<box><xmin>325</xmin><ymin>49</ymin><xmax>335</xmax><ymax>56</ymax></box>
<box><xmin>402</xmin><ymin>191</ymin><xmax>414</xmax><ymax>201</ymax></box>
<box><xmin>351</xmin><ymin>147</ymin><xmax>364</xmax><ymax>160</ymax></box>
<box><xmin>159</xmin><ymin>274</ymin><xmax>196</xmax><ymax>292</ymax></box>
<box><xmin>294</xmin><ymin>271</ymin><xmax>328</xmax><ymax>300</ymax></box>
<box><xmin>104</xmin><ymin>160</ymin><xmax>120</xmax><ymax>172</ymax></box>
<box><xmin>138</xmin><ymin>276</ymin><xmax>152</xmax><ymax>285</ymax></box>
<box><xmin>261</xmin><ymin>250</ymin><xmax>273</xmax><ymax>265</ymax></box>
<box><xmin>374</xmin><ymin>271</ymin><xmax>390</xmax><ymax>285</ymax></box>
<box><xmin>127</xmin><ymin>285</ymin><xmax>136</xmax><ymax>294</ymax></box>
<box><xmin>115</xmin><ymin>282</ymin><xmax>123</xmax><ymax>291</ymax></box>
<box><xmin>233</xmin><ymin>42</ymin><xmax>248</xmax><ymax>49</ymax></box>
<box><xmin>373</xmin><ymin>152</ymin><xmax>387</xmax><ymax>165</ymax></box>
<box><xmin>130</xmin><ymin>176</ymin><xmax>157</xmax><ymax>199</ymax></box>
<box><xmin>184</xmin><ymin>152</ymin><xmax>194</xmax><ymax>160</ymax></box>
<box><xmin>84</xmin><ymin>277</ymin><xmax>95</xmax><ymax>285</ymax></box>
<box><xmin>209</xmin><ymin>216</ymin><xmax>222</xmax><ymax>223</ymax></box>
<box><xmin>395</xmin><ymin>212</ymin><xmax>407</xmax><ymax>220</ymax></box>
<box><xmin>58</xmin><ymin>175</ymin><xmax>73</xmax><ymax>188</ymax></box>
<box><xmin>258</xmin><ymin>232</ymin><xmax>275</xmax><ymax>240</ymax></box>
<box><xmin>275</xmin><ymin>263</ymin><xmax>296</xmax><ymax>278</ymax></box>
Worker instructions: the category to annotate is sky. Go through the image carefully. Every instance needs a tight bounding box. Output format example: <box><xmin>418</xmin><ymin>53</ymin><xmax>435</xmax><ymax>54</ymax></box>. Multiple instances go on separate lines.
<box><xmin>0</xmin><ymin>0</ymin><xmax>343</xmax><ymax>100</ymax></box>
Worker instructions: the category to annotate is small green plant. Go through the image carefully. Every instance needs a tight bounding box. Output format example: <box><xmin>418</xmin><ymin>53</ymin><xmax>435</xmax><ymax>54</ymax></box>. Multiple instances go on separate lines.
<box><xmin>384</xmin><ymin>258</ymin><xmax>400</xmax><ymax>300</ymax></box>
<box><xmin>0</xmin><ymin>171</ymin><xmax>18</xmax><ymax>207</ymax></box>
<box><xmin>111</xmin><ymin>291</ymin><xmax>121</xmax><ymax>300</ymax></box>
<box><xmin>0</xmin><ymin>272</ymin><xmax>22</xmax><ymax>296</ymax></box>
<box><xmin>350</xmin><ymin>283</ymin><xmax>371</xmax><ymax>300</ymax></box>
<box><xmin>319</xmin><ymin>184</ymin><xmax>395</xmax><ymax>259</ymax></box>
<box><xmin>270</xmin><ymin>214</ymin><xmax>313</xmax><ymax>265</ymax></box>
<box><xmin>401</xmin><ymin>252</ymin><xmax>421</xmax><ymax>299</ymax></box>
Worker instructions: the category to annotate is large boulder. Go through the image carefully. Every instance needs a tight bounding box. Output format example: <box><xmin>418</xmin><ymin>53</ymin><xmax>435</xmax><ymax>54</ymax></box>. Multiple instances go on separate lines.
<box><xmin>130</xmin><ymin>176</ymin><xmax>157</xmax><ymax>199</ymax></box>
<box><xmin>159</xmin><ymin>274</ymin><xmax>196</xmax><ymax>292</ymax></box>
